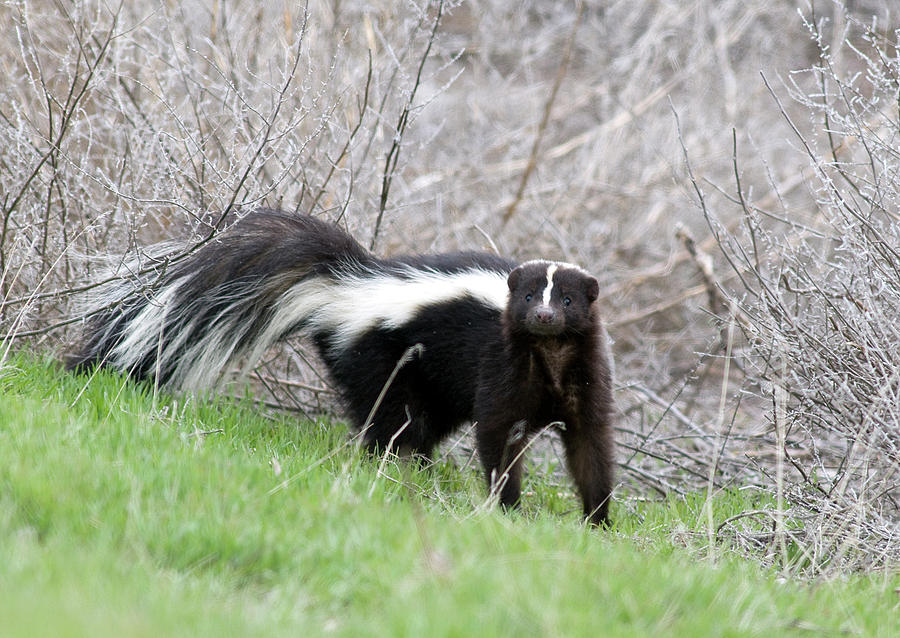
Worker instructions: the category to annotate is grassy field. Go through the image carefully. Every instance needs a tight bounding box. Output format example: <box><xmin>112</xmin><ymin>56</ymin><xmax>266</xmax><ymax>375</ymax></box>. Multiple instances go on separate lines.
<box><xmin>1</xmin><ymin>353</ymin><xmax>898</xmax><ymax>637</ymax></box>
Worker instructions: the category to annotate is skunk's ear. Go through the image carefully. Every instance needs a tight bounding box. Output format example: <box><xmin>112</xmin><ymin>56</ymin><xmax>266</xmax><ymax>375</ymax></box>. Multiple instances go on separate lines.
<box><xmin>507</xmin><ymin>265</ymin><xmax>523</xmax><ymax>292</ymax></box>
<box><xmin>583</xmin><ymin>274</ymin><xmax>599</xmax><ymax>303</ymax></box>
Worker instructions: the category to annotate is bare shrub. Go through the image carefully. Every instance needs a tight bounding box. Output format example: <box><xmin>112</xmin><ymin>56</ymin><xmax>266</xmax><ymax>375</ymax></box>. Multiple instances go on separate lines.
<box><xmin>687</xmin><ymin>6</ymin><xmax>900</xmax><ymax>575</ymax></box>
<box><xmin>0</xmin><ymin>0</ymin><xmax>449</xmax><ymax>343</ymax></box>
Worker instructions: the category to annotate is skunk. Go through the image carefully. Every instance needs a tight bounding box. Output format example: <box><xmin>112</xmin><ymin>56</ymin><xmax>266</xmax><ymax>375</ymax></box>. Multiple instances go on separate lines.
<box><xmin>69</xmin><ymin>210</ymin><xmax>615</xmax><ymax>525</ymax></box>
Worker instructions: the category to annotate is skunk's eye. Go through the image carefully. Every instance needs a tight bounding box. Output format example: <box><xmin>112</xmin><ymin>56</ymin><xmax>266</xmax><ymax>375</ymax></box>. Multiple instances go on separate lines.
<box><xmin>525</xmin><ymin>294</ymin><xmax>533</xmax><ymax>302</ymax></box>
<box><xmin>563</xmin><ymin>296</ymin><xmax>572</xmax><ymax>306</ymax></box>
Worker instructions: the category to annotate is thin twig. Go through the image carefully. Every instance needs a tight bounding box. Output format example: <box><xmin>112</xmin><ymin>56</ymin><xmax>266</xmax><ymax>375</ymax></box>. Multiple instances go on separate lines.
<box><xmin>370</xmin><ymin>0</ymin><xmax>444</xmax><ymax>251</ymax></box>
<box><xmin>501</xmin><ymin>1</ymin><xmax>583</xmax><ymax>228</ymax></box>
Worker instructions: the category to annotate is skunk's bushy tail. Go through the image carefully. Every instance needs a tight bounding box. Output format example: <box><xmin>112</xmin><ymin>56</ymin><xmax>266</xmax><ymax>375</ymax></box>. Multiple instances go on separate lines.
<box><xmin>68</xmin><ymin>210</ymin><xmax>375</xmax><ymax>390</ymax></box>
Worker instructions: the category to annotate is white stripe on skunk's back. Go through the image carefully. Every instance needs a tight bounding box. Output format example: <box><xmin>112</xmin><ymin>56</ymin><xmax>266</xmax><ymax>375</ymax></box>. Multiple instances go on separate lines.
<box><xmin>248</xmin><ymin>265</ymin><xmax>511</xmax><ymax>365</ymax></box>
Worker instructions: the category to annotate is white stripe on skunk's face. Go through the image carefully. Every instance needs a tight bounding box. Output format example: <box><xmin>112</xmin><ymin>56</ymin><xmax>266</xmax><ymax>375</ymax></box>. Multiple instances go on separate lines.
<box><xmin>260</xmin><ymin>266</ymin><xmax>511</xmax><ymax>357</ymax></box>
<box><xmin>541</xmin><ymin>264</ymin><xmax>558</xmax><ymax>306</ymax></box>
<box><xmin>516</xmin><ymin>258</ymin><xmax>590</xmax><ymax>278</ymax></box>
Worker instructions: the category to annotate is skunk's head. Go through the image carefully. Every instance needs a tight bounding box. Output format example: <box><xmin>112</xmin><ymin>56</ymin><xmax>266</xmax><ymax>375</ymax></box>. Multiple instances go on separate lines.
<box><xmin>505</xmin><ymin>260</ymin><xmax>599</xmax><ymax>338</ymax></box>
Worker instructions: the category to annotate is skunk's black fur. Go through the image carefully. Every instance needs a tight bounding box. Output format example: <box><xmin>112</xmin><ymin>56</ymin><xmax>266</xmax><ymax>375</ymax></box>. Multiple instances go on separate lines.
<box><xmin>70</xmin><ymin>209</ymin><xmax>615</xmax><ymax>525</ymax></box>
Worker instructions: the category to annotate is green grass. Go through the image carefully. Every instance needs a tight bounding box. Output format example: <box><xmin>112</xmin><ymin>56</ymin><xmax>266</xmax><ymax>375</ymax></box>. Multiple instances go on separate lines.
<box><xmin>1</xmin><ymin>352</ymin><xmax>898</xmax><ymax>637</ymax></box>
